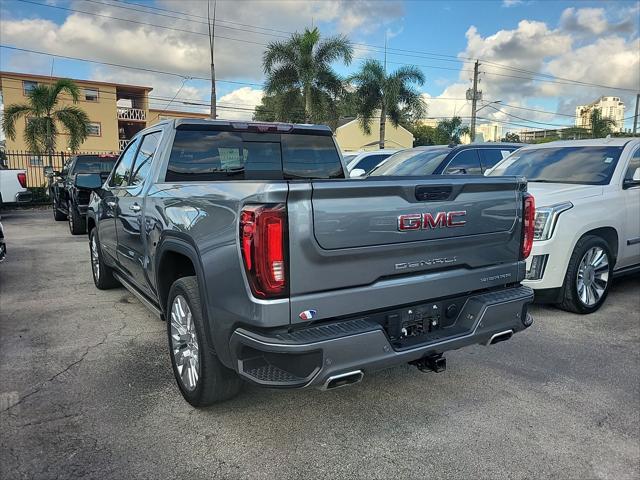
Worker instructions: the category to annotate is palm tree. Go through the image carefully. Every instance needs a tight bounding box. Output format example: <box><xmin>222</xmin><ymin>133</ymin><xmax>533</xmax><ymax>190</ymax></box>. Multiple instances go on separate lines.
<box><xmin>349</xmin><ymin>59</ymin><xmax>426</xmax><ymax>149</ymax></box>
<box><xmin>589</xmin><ymin>108</ymin><xmax>617</xmax><ymax>138</ymax></box>
<box><xmin>263</xmin><ymin>27</ymin><xmax>353</xmax><ymax>123</ymax></box>
<box><xmin>2</xmin><ymin>79</ymin><xmax>90</xmax><ymax>164</ymax></box>
<box><xmin>435</xmin><ymin>116</ymin><xmax>470</xmax><ymax>145</ymax></box>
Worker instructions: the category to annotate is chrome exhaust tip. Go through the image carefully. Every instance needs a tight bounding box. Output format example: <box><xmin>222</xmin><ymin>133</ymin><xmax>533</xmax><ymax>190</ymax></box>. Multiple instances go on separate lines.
<box><xmin>485</xmin><ymin>330</ymin><xmax>514</xmax><ymax>346</ymax></box>
<box><xmin>322</xmin><ymin>370</ymin><xmax>364</xmax><ymax>390</ymax></box>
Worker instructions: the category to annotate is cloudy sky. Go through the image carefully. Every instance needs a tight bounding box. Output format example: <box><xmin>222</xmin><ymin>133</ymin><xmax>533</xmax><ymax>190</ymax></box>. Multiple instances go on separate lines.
<box><xmin>0</xmin><ymin>0</ymin><xmax>638</xmax><ymax>132</ymax></box>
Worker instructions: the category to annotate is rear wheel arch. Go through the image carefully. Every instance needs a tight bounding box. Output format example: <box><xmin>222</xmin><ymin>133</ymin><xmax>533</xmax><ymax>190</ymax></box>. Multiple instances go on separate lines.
<box><xmin>155</xmin><ymin>237</ymin><xmax>207</xmax><ymax>314</ymax></box>
<box><xmin>156</xmin><ymin>237</ymin><xmax>221</xmax><ymax>353</ymax></box>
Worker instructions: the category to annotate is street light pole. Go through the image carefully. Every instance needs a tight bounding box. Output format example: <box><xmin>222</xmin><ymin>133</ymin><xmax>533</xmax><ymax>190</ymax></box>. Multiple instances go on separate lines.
<box><xmin>473</xmin><ymin>100</ymin><xmax>503</xmax><ymax>141</ymax></box>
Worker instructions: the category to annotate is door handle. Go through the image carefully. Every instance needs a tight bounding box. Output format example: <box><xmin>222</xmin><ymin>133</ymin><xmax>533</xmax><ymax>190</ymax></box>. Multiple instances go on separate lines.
<box><xmin>106</xmin><ymin>200</ymin><xmax>116</xmax><ymax>208</ymax></box>
<box><xmin>129</xmin><ymin>204</ymin><xmax>141</xmax><ymax>212</ymax></box>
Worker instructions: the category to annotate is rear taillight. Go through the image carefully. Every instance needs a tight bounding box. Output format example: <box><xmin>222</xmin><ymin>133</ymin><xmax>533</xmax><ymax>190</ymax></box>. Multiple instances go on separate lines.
<box><xmin>240</xmin><ymin>204</ymin><xmax>287</xmax><ymax>298</ymax></box>
<box><xmin>17</xmin><ymin>172</ymin><xmax>27</xmax><ymax>188</ymax></box>
<box><xmin>521</xmin><ymin>193</ymin><xmax>535</xmax><ymax>260</ymax></box>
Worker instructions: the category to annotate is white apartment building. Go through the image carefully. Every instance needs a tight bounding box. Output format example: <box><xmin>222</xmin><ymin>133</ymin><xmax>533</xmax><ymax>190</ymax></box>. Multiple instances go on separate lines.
<box><xmin>575</xmin><ymin>96</ymin><xmax>625</xmax><ymax>133</ymax></box>
<box><xmin>475</xmin><ymin>123</ymin><xmax>503</xmax><ymax>142</ymax></box>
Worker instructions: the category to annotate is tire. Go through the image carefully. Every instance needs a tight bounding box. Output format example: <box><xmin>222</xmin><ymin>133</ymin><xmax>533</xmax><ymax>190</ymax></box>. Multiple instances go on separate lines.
<box><xmin>89</xmin><ymin>228</ymin><xmax>120</xmax><ymax>290</ymax></box>
<box><xmin>68</xmin><ymin>201</ymin><xmax>86</xmax><ymax>235</ymax></box>
<box><xmin>557</xmin><ymin>235</ymin><xmax>614</xmax><ymax>314</ymax></box>
<box><xmin>53</xmin><ymin>200</ymin><xmax>67</xmax><ymax>221</ymax></box>
<box><xmin>167</xmin><ymin>276</ymin><xmax>242</xmax><ymax>407</ymax></box>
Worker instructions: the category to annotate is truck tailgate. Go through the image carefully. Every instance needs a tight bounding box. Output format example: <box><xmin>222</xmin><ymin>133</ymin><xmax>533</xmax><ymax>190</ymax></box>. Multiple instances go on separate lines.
<box><xmin>311</xmin><ymin>177</ymin><xmax>519</xmax><ymax>249</ymax></box>
<box><xmin>287</xmin><ymin>176</ymin><xmax>526</xmax><ymax>321</ymax></box>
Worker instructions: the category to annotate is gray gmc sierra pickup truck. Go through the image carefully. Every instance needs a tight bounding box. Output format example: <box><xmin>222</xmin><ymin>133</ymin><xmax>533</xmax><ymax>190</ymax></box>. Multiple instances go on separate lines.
<box><xmin>87</xmin><ymin>119</ymin><xmax>535</xmax><ymax>407</ymax></box>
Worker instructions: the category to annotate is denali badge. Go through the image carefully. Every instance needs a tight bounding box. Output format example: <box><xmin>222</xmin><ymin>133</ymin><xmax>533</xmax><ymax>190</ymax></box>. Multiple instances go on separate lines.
<box><xmin>299</xmin><ymin>310</ymin><xmax>317</xmax><ymax>320</ymax></box>
<box><xmin>395</xmin><ymin>256</ymin><xmax>458</xmax><ymax>270</ymax></box>
<box><xmin>398</xmin><ymin>211</ymin><xmax>466</xmax><ymax>231</ymax></box>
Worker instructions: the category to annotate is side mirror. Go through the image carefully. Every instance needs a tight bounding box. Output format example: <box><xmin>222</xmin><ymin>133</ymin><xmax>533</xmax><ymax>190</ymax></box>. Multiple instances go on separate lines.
<box><xmin>43</xmin><ymin>166</ymin><xmax>54</xmax><ymax>178</ymax></box>
<box><xmin>350</xmin><ymin>168</ymin><xmax>366</xmax><ymax>178</ymax></box>
<box><xmin>623</xmin><ymin>167</ymin><xmax>640</xmax><ymax>189</ymax></box>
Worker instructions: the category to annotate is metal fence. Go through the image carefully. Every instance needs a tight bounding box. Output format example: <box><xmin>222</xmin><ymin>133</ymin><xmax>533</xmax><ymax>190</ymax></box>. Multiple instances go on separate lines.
<box><xmin>3</xmin><ymin>150</ymin><xmax>107</xmax><ymax>188</ymax></box>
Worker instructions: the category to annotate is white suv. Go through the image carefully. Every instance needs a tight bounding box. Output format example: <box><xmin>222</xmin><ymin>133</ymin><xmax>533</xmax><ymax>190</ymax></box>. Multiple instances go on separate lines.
<box><xmin>489</xmin><ymin>138</ymin><xmax>640</xmax><ymax>313</ymax></box>
<box><xmin>343</xmin><ymin>149</ymin><xmax>399</xmax><ymax>177</ymax></box>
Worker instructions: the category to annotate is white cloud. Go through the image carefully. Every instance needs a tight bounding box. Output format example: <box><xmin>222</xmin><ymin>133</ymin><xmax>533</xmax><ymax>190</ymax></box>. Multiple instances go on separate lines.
<box><xmin>502</xmin><ymin>0</ymin><xmax>523</xmax><ymax>7</ymax></box>
<box><xmin>422</xmin><ymin>10</ymin><xmax>639</xmax><ymax>133</ymax></box>
<box><xmin>560</xmin><ymin>7</ymin><xmax>635</xmax><ymax>36</ymax></box>
<box><xmin>0</xmin><ymin>0</ymin><xmax>402</xmax><ymax>121</ymax></box>
<box><xmin>217</xmin><ymin>87</ymin><xmax>264</xmax><ymax>120</ymax></box>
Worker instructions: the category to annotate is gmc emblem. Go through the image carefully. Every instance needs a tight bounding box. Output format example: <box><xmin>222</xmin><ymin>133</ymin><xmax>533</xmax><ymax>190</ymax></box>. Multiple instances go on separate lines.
<box><xmin>398</xmin><ymin>211</ymin><xmax>467</xmax><ymax>231</ymax></box>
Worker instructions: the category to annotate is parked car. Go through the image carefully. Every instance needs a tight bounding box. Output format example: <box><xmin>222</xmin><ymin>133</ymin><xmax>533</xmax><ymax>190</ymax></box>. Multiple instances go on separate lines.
<box><xmin>367</xmin><ymin>143</ymin><xmax>522</xmax><ymax>177</ymax></box>
<box><xmin>0</xmin><ymin>219</ymin><xmax>5</xmax><ymax>263</ymax></box>
<box><xmin>0</xmin><ymin>165</ymin><xmax>32</xmax><ymax>207</ymax></box>
<box><xmin>343</xmin><ymin>149</ymin><xmax>399</xmax><ymax>176</ymax></box>
<box><xmin>488</xmin><ymin>138</ymin><xmax>640</xmax><ymax>314</ymax></box>
<box><xmin>87</xmin><ymin>119</ymin><xmax>534</xmax><ymax>407</ymax></box>
<box><xmin>45</xmin><ymin>154</ymin><xmax>118</xmax><ymax>234</ymax></box>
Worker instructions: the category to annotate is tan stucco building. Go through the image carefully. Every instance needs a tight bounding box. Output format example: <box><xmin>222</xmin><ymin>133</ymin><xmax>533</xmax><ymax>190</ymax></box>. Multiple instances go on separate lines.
<box><xmin>335</xmin><ymin>117</ymin><xmax>414</xmax><ymax>152</ymax></box>
<box><xmin>148</xmin><ymin>108</ymin><xmax>210</xmax><ymax>125</ymax></box>
<box><xmin>0</xmin><ymin>71</ymin><xmax>153</xmax><ymax>153</ymax></box>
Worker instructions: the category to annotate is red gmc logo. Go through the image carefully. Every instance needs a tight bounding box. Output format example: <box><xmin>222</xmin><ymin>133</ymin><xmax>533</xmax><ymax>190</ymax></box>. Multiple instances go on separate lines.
<box><xmin>398</xmin><ymin>211</ymin><xmax>467</xmax><ymax>231</ymax></box>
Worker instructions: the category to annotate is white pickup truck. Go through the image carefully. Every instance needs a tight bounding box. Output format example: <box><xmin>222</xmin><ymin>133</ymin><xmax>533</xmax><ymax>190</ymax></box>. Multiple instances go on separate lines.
<box><xmin>0</xmin><ymin>166</ymin><xmax>32</xmax><ymax>207</ymax></box>
<box><xmin>488</xmin><ymin>138</ymin><xmax>640</xmax><ymax>313</ymax></box>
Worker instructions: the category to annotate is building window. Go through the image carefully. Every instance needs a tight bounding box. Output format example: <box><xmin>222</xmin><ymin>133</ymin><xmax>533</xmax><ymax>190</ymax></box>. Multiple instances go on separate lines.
<box><xmin>87</xmin><ymin>122</ymin><xmax>101</xmax><ymax>136</ymax></box>
<box><xmin>29</xmin><ymin>156</ymin><xmax>43</xmax><ymax>166</ymax></box>
<box><xmin>23</xmin><ymin>80</ymin><xmax>38</xmax><ymax>95</ymax></box>
<box><xmin>84</xmin><ymin>88</ymin><xmax>99</xmax><ymax>102</ymax></box>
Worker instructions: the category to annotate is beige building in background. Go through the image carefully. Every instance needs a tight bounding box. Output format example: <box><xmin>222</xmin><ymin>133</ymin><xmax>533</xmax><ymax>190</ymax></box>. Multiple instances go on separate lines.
<box><xmin>575</xmin><ymin>96</ymin><xmax>625</xmax><ymax>133</ymax></box>
<box><xmin>148</xmin><ymin>108</ymin><xmax>209</xmax><ymax>125</ymax></box>
<box><xmin>0</xmin><ymin>71</ymin><xmax>152</xmax><ymax>153</ymax></box>
<box><xmin>336</xmin><ymin>117</ymin><xmax>414</xmax><ymax>151</ymax></box>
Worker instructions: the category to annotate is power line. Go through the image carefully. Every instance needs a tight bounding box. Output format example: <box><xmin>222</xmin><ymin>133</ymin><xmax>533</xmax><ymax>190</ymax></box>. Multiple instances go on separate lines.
<box><xmin>0</xmin><ymin>45</ymin><xmax>263</xmax><ymax>86</ymax></box>
<box><xmin>0</xmin><ymin>70</ymin><xmax>589</xmax><ymax>129</ymax></box>
<box><xmin>97</xmin><ymin>0</ymin><xmax>640</xmax><ymax>91</ymax></box>
<box><xmin>486</xmin><ymin>105</ymin><xmax>574</xmax><ymax>128</ymax></box>
<box><xmin>15</xmin><ymin>0</ymin><xmax>638</xmax><ymax>92</ymax></box>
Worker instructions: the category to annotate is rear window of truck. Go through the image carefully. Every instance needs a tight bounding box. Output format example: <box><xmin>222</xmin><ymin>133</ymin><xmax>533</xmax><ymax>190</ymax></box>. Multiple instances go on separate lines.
<box><xmin>165</xmin><ymin>130</ymin><xmax>343</xmax><ymax>181</ymax></box>
<box><xmin>74</xmin><ymin>155</ymin><xmax>118</xmax><ymax>174</ymax></box>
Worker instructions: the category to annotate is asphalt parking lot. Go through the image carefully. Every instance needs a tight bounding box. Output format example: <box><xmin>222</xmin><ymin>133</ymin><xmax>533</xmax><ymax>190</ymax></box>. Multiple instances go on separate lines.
<box><xmin>0</xmin><ymin>209</ymin><xmax>638</xmax><ymax>479</ymax></box>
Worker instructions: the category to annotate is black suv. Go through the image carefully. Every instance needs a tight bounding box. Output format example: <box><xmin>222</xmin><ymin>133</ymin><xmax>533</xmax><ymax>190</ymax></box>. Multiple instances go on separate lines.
<box><xmin>368</xmin><ymin>143</ymin><xmax>522</xmax><ymax>176</ymax></box>
<box><xmin>46</xmin><ymin>154</ymin><xmax>118</xmax><ymax>234</ymax></box>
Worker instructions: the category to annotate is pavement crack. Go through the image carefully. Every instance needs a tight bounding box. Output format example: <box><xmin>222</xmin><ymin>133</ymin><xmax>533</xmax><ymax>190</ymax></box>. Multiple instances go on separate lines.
<box><xmin>1</xmin><ymin>323</ymin><xmax>126</xmax><ymax>413</ymax></box>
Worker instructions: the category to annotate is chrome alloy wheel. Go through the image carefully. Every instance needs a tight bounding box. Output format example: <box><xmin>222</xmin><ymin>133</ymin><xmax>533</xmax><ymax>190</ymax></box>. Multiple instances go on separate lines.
<box><xmin>170</xmin><ymin>295</ymin><xmax>199</xmax><ymax>391</ymax></box>
<box><xmin>576</xmin><ymin>246</ymin><xmax>609</xmax><ymax>307</ymax></box>
<box><xmin>90</xmin><ymin>235</ymin><xmax>100</xmax><ymax>281</ymax></box>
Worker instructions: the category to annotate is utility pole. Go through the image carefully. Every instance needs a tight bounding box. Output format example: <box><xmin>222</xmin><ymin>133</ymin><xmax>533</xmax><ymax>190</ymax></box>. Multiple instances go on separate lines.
<box><xmin>633</xmin><ymin>93</ymin><xmax>639</xmax><ymax>134</ymax></box>
<box><xmin>468</xmin><ymin>60</ymin><xmax>481</xmax><ymax>142</ymax></box>
<box><xmin>207</xmin><ymin>0</ymin><xmax>217</xmax><ymax>119</ymax></box>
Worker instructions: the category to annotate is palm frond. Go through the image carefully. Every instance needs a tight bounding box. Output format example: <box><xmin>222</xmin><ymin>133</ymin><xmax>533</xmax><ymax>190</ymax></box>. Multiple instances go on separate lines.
<box><xmin>264</xmin><ymin>64</ymin><xmax>300</xmax><ymax>94</ymax></box>
<box><xmin>26</xmin><ymin>85</ymin><xmax>51</xmax><ymax>116</ymax></box>
<box><xmin>1</xmin><ymin>103</ymin><xmax>34</xmax><ymax>140</ymax></box>
<box><xmin>314</xmin><ymin>34</ymin><xmax>353</xmax><ymax>66</ymax></box>
<box><xmin>263</xmin><ymin>39</ymin><xmax>298</xmax><ymax>73</ymax></box>
<box><xmin>54</xmin><ymin>105</ymin><xmax>89</xmax><ymax>152</ymax></box>
<box><xmin>388</xmin><ymin>65</ymin><xmax>425</xmax><ymax>86</ymax></box>
<box><xmin>48</xmin><ymin>78</ymin><xmax>81</xmax><ymax>107</ymax></box>
<box><xmin>23</xmin><ymin>116</ymin><xmax>55</xmax><ymax>155</ymax></box>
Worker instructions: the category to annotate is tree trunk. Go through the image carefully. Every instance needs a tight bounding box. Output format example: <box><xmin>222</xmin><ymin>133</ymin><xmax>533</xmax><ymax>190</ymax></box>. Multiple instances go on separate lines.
<box><xmin>379</xmin><ymin>102</ymin><xmax>386</xmax><ymax>149</ymax></box>
<box><xmin>304</xmin><ymin>85</ymin><xmax>312</xmax><ymax>123</ymax></box>
<box><xmin>46</xmin><ymin>114</ymin><xmax>53</xmax><ymax>167</ymax></box>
